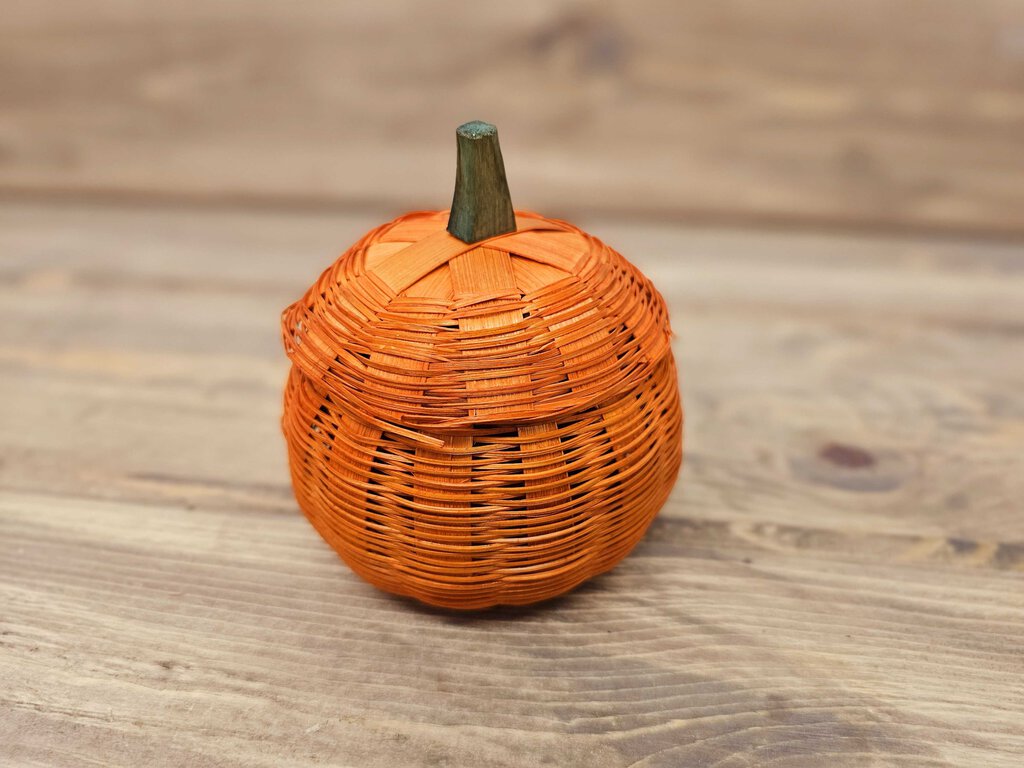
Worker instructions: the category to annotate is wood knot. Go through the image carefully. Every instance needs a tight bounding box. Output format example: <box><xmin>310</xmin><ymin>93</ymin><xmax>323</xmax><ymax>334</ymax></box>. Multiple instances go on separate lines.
<box><xmin>819</xmin><ymin>442</ymin><xmax>875</xmax><ymax>469</ymax></box>
<box><xmin>790</xmin><ymin>438</ymin><xmax>908</xmax><ymax>493</ymax></box>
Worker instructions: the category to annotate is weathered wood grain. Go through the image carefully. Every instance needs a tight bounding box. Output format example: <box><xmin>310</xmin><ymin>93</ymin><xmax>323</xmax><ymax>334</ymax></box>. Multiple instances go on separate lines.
<box><xmin>1</xmin><ymin>201</ymin><xmax>1023</xmax><ymax>766</ymax></box>
<box><xmin>2</xmin><ymin>2</ymin><xmax>1024</xmax><ymax>234</ymax></box>
<box><xmin>3</xmin><ymin>493</ymin><xmax>1023</xmax><ymax>768</ymax></box>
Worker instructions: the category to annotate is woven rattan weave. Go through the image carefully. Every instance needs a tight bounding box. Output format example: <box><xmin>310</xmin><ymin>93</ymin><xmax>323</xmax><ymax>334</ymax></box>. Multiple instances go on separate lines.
<box><xmin>281</xmin><ymin>208</ymin><xmax>682</xmax><ymax>609</ymax></box>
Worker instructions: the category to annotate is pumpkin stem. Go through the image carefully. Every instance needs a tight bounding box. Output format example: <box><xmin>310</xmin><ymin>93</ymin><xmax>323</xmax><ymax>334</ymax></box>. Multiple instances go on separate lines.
<box><xmin>447</xmin><ymin>121</ymin><xmax>517</xmax><ymax>243</ymax></box>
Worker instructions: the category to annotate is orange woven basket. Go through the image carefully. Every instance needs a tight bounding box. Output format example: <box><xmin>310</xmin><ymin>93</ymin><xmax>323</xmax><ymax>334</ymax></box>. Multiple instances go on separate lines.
<box><xmin>281</xmin><ymin>122</ymin><xmax>682</xmax><ymax>609</ymax></box>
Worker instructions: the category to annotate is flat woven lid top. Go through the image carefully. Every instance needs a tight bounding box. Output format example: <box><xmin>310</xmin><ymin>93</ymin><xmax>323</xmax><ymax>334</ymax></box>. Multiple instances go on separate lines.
<box><xmin>283</xmin><ymin>210</ymin><xmax>672</xmax><ymax>437</ymax></box>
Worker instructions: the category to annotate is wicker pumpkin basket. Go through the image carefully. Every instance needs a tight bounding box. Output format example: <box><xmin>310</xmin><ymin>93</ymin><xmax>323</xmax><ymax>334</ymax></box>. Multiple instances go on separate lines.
<box><xmin>282</xmin><ymin>122</ymin><xmax>682</xmax><ymax>609</ymax></box>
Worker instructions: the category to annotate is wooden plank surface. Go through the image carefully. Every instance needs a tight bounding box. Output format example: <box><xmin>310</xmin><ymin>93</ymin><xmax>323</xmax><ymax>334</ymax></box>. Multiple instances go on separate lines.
<box><xmin>1</xmin><ymin>201</ymin><xmax>1022</xmax><ymax>766</ymax></box>
<box><xmin>3</xmin><ymin>2</ymin><xmax>1024</xmax><ymax>234</ymax></box>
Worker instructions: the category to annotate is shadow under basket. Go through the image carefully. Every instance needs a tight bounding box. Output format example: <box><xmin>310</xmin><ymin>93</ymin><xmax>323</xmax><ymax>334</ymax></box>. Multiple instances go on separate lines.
<box><xmin>280</xmin><ymin>124</ymin><xmax>682</xmax><ymax>609</ymax></box>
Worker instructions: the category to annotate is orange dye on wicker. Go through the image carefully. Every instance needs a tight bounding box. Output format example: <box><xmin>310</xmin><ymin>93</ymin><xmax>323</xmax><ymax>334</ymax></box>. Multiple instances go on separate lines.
<box><xmin>281</xmin><ymin>122</ymin><xmax>682</xmax><ymax>609</ymax></box>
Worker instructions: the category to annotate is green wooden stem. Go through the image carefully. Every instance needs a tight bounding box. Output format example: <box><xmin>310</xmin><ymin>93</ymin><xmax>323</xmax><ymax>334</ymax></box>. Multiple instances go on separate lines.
<box><xmin>447</xmin><ymin>121</ymin><xmax>517</xmax><ymax>243</ymax></box>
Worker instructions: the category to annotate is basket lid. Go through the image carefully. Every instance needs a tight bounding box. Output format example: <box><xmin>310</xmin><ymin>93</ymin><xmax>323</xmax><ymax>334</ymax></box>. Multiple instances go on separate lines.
<box><xmin>281</xmin><ymin>123</ymin><xmax>673</xmax><ymax>443</ymax></box>
<box><xmin>283</xmin><ymin>210</ymin><xmax>672</xmax><ymax>438</ymax></box>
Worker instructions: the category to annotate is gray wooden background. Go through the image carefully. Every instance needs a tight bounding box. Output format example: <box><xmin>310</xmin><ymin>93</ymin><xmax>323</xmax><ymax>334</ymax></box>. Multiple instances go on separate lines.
<box><xmin>2</xmin><ymin>3</ymin><xmax>1023</xmax><ymax>767</ymax></box>
<box><xmin>4</xmin><ymin>0</ymin><xmax>1024</xmax><ymax>233</ymax></box>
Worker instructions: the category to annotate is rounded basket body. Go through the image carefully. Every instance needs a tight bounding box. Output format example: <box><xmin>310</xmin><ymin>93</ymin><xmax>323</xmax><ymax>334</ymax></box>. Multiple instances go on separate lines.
<box><xmin>281</xmin><ymin>210</ymin><xmax>682</xmax><ymax>609</ymax></box>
